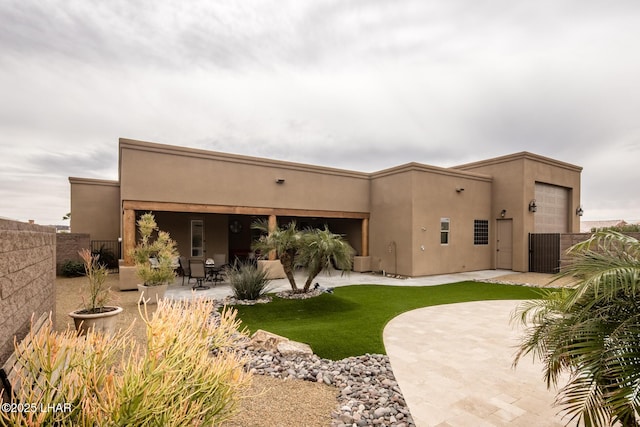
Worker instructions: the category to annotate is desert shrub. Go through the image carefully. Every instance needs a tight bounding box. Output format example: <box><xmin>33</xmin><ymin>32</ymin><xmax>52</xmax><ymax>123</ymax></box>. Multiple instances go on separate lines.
<box><xmin>60</xmin><ymin>260</ymin><xmax>85</xmax><ymax>277</ymax></box>
<box><xmin>0</xmin><ymin>299</ymin><xmax>250</xmax><ymax>426</ymax></box>
<box><xmin>131</xmin><ymin>212</ymin><xmax>178</xmax><ymax>286</ymax></box>
<box><xmin>591</xmin><ymin>223</ymin><xmax>640</xmax><ymax>233</ymax></box>
<box><xmin>228</xmin><ymin>261</ymin><xmax>271</xmax><ymax>300</ymax></box>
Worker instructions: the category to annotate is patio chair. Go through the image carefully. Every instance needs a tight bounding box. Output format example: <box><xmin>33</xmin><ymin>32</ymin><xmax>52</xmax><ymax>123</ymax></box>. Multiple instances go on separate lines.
<box><xmin>211</xmin><ymin>253</ymin><xmax>228</xmax><ymax>283</ymax></box>
<box><xmin>212</xmin><ymin>253</ymin><xmax>228</xmax><ymax>268</ymax></box>
<box><xmin>179</xmin><ymin>256</ymin><xmax>190</xmax><ymax>285</ymax></box>
<box><xmin>188</xmin><ymin>259</ymin><xmax>209</xmax><ymax>290</ymax></box>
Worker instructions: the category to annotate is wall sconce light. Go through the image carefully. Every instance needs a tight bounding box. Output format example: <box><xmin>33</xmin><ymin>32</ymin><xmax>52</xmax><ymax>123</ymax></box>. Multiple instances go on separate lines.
<box><xmin>528</xmin><ymin>199</ymin><xmax>537</xmax><ymax>213</ymax></box>
<box><xmin>275</xmin><ymin>178</ymin><xmax>285</xmax><ymax>184</ymax></box>
<box><xmin>576</xmin><ymin>206</ymin><xmax>584</xmax><ymax>216</ymax></box>
<box><xmin>500</xmin><ymin>209</ymin><xmax>506</xmax><ymax>218</ymax></box>
<box><xmin>455</xmin><ymin>187</ymin><xmax>464</xmax><ymax>193</ymax></box>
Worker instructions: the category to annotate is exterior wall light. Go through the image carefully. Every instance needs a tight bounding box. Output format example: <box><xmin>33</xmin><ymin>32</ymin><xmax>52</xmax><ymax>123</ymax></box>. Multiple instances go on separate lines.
<box><xmin>455</xmin><ymin>187</ymin><xmax>464</xmax><ymax>193</ymax></box>
<box><xmin>528</xmin><ymin>199</ymin><xmax>537</xmax><ymax>212</ymax></box>
<box><xmin>576</xmin><ymin>206</ymin><xmax>584</xmax><ymax>216</ymax></box>
<box><xmin>500</xmin><ymin>209</ymin><xmax>506</xmax><ymax>218</ymax></box>
<box><xmin>275</xmin><ymin>179</ymin><xmax>285</xmax><ymax>184</ymax></box>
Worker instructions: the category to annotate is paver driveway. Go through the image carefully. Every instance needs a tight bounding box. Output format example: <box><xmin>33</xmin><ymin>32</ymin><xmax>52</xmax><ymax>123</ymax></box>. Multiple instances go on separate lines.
<box><xmin>384</xmin><ymin>300</ymin><xmax>568</xmax><ymax>426</ymax></box>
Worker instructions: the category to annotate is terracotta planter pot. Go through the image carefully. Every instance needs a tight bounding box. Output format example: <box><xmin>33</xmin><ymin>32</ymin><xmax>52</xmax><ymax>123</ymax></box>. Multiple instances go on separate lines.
<box><xmin>137</xmin><ymin>283</ymin><xmax>168</xmax><ymax>304</ymax></box>
<box><xmin>69</xmin><ymin>306</ymin><xmax>123</xmax><ymax>335</ymax></box>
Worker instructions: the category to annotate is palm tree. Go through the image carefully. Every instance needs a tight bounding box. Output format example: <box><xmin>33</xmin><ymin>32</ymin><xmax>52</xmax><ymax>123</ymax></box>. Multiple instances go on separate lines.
<box><xmin>252</xmin><ymin>220</ymin><xmax>302</xmax><ymax>292</ymax></box>
<box><xmin>298</xmin><ymin>226</ymin><xmax>354</xmax><ymax>292</ymax></box>
<box><xmin>513</xmin><ymin>231</ymin><xmax>640</xmax><ymax>426</ymax></box>
<box><xmin>251</xmin><ymin>221</ymin><xmax>355</xmax><ymax>293</ymax></box>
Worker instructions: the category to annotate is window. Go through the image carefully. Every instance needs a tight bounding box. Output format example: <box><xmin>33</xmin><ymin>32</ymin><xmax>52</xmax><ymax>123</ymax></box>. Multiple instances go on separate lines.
<box><xmin>474</xmin><ymin>220</ymin><xmax>489</xmax><ymax>245</ymax></box>
<box><xmin>440</xmin><ymin>218</ymin><xmax>450</xmax><ymax>244</ymax></box>
<box><xmin>191</xmin><ymin>220</ymin><xmax>204</xmax><ymax>257</ymax></box>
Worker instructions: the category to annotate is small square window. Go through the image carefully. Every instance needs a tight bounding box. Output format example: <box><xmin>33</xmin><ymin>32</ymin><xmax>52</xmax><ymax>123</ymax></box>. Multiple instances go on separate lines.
<box><xmin>474</xmin><ymin>220</ymin><xmax>489</xmax><ymax>245</ymax></box>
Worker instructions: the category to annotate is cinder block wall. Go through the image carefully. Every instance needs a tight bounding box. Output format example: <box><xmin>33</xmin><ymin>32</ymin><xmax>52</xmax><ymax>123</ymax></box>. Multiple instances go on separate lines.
<box><xmin>0</xmin><ymin>219</ymin><xmax>56</xmax><ymax>365</ymax></box>
<box><xmin>56</xmin><ymin>233</ymin><xmax>90</xmax><ymax>275</ymax></box>
<box><xmin>560</xmin><ymin>232</ymin><xmax>640</xmax><ymax>269</ymax></box>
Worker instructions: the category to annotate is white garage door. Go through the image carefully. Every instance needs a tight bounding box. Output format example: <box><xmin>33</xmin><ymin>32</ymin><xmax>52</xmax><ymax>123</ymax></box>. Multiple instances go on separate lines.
<box><xmin>534</xmin><ymin>182</ymin><xmax>569</xmax><ymax>233</ymax></box>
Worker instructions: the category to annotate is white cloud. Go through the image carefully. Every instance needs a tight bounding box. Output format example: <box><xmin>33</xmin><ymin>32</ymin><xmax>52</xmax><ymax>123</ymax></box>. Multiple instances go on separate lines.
<box><xmin>1</xmin><ymin>0</ymin><xmax>639</xmax><ymax>224</ymax></box>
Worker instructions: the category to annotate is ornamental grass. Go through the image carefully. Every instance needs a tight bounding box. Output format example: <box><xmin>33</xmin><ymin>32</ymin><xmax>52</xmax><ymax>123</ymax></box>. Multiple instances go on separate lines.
<box><xmin>1</xmin><ymin>298</ymin><xmax>250</xmax><ymax>427</ymax></box>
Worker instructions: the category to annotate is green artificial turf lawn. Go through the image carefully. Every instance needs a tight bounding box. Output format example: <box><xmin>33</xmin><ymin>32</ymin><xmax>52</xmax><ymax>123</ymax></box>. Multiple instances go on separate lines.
<box><xmin>233</xmin><ymin>281</ymin><xmax>548</xmax><ymax>360</ymax></box>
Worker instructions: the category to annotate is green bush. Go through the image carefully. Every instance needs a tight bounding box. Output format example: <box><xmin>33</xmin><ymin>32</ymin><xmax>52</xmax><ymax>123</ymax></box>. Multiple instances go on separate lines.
<box><xmin>591</xmin><ymin>223</ymin><xmax>640</xmax><ymax>232</ymax></box>
<box><xmin>60</xmin><ymin>260</ymin><xmax>85</xmax><ymax>277</ymax></box>
<box><xmin>227</xmin><ymin>261</ymin><xmax>271</xmax><ymax>300</ymax></box>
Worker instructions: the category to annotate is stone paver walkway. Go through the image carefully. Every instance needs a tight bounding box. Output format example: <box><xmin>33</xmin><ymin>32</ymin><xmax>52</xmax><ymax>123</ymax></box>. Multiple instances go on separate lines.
<box><xmin>384</xmin><ymin>300</ymin><xmax>567</xmax><ymax>426</ymax></box>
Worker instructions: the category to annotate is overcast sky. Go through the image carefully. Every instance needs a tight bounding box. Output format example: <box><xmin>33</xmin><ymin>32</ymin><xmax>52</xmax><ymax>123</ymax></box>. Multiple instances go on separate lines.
<box><xmin>1</xmin><ymin>0</ymin><xmax>639</xmax><ymax>226</ymax></box>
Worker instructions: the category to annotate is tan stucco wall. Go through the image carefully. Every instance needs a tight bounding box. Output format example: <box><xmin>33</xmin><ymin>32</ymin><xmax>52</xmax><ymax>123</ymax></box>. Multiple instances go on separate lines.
<box><xmin>152</xmin><ymin>211</ymin><xmax>229</xmax><ymax>261</ymax></box>
<box><xmin>410</xmin><ymin>168</ymin><xmax>493</xmax><ymax>276</ymax></box>
<box><xmin>370</xmin><ymin>164</ymin><xmax>493</xmax><ymax>276</ymax></box>
<box><xmin>455</xmin><ymin>152</ymin><xmax>582</xmax><ymax>272</ymax></box>
<box><xmin>70</xmin><ymin>141</ymin><xmax>584</xmax><ymax>277</ymax></box>
<box><xmin>119</xmin><ymin>139</ymin><xmax>370</xmax><ymax>214</ymax></box>
<box><xmin>369</xmin><ymin>168</ymin><xmax>414</xmax><ymax>276</ymax></box>
<box><xmin>69</xmin><ymin>177</ymin><xmax>120</xmax><ymax>241</ymax></box>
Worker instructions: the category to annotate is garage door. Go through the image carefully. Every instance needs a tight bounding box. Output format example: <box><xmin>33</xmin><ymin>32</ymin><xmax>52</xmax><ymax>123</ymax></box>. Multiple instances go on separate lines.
<box><xmin>534</xmin><ymin>182</ymin><xmax>569</xmax><ymax>233</ymax></box>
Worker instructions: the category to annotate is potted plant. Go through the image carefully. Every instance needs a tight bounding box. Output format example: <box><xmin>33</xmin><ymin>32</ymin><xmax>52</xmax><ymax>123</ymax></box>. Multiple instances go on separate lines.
<box><xmin>68</xmin><ymin>248</ymin><xmax>123</xmax><ymax>334</ymax></box>
<box><xmin>131</xmin><ymin>212</ymin><xmax>179</xmax><ymax>303</ymax></box>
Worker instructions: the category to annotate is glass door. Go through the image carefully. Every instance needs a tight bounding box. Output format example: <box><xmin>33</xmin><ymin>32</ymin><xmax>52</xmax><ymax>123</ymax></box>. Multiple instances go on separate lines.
<box><xmin>191</xmin><ymin>220</ymin><xmax>204</xmax><ymax>257</ymax></box>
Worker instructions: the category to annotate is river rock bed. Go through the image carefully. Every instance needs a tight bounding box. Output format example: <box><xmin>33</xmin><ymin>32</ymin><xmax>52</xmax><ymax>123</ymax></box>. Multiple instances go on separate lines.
<box><xmin>240</xmin><ymin>347</ymin><xmax>415</xmax><ymax>427</ymax></box>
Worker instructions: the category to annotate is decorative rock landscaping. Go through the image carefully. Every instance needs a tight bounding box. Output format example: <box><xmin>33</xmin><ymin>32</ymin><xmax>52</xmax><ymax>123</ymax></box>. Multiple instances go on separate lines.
<box><xmin>215</xmin><ymin>292</ymin><xmax>415</xmax><ymax>426</ymax></box>
<box><xmin>240</xmin><ymin>330</ymin><xmax>415</xmax><ymax>427</ymax></box>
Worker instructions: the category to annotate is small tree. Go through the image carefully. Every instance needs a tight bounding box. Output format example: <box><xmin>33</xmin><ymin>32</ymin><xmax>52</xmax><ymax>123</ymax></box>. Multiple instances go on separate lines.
<box><xmin>131</xmin><ymin>212</ymin><xmax>179</xmax><ymax>286</ymax></box>
<box><xmin>513</xmin><ymin>231</ymin><xmax>640</xmax><ymax>426</ymax></box>
<box><xmin>78</xmin><ymin>248</ymin><xmax>111</xmax><ymax>313</ymax></box>
<box><xmin>298</xmin><ymin>226</ymin><xmax>354</xmax><ymax>292</ymax></box>
<box><xmin>252</xmin><ymin>220</ymin><xmax>354</xmax><ymax>293</ymax></box>
<box><xmin>252</xmin><ymin>220</ymin><xmax>302</xmax><ymax>292</ymax></box>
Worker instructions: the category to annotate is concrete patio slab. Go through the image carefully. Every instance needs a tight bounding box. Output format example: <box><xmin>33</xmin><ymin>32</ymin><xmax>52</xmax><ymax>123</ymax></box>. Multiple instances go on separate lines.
<box><xmin>165</xmin><ymin>269</ymin><xmax>515</xmax><ymax>300</ymax></box>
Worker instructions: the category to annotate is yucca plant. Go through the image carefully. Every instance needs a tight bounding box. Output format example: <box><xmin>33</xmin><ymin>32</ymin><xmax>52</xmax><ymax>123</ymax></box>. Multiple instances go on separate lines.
<box><xmin>227</xmin><ymin>261</ymin><xmax>272</xmax><ymax>300</ymax></box>
<box><xmin>513</xmin><ymin>231</ymin><xmax>640</xmax><ymax>426</ymax></box>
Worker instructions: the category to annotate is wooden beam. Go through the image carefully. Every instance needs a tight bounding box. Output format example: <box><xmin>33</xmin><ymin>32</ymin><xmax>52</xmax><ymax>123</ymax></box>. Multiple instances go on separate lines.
<box><xmin>361</xmin><ymin>218</ymin><xmax>369</xmax><ymax>257</ymax></box>
<box><xmin>122</xmin><ymin>200</ymin><xmax>369</xmax><ymax>219</ymax></box>
<box><xmin>122</xmin><ymin>208</ymin><xmax>136</xmax><ymax>266</ymax></box>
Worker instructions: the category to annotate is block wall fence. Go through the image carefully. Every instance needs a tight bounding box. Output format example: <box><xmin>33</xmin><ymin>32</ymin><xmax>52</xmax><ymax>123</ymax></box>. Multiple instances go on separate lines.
<box><xmin>560</xmin><ymin>232</ymin><xmax>640</xmax><ymax>269</ymax></box>
<box><xmin>56</xmin><ymin>233</ymin><xmax>90</xmax><ymax>275</ymax></box>
<box><xmin>0</xmin><ymin>219</ymin><xmax>56</xmax><ymax>365</ymax></box>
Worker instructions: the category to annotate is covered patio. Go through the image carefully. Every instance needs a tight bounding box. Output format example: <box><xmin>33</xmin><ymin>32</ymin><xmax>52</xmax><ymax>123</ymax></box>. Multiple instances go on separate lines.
<box><xmin>121</xmin><ymin>200</ymin><xmax>370</xmax><ymax>269</ymax></box>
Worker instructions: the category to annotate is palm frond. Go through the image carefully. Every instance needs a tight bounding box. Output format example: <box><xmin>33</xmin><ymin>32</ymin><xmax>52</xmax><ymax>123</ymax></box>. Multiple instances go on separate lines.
<box><xmin>514</xmin><ymin>231</ymin><xmax>640</xmax><ymax>425</ymax></box>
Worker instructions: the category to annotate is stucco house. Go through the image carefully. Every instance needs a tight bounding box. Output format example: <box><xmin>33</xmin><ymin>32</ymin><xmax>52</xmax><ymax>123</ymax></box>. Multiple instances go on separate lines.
<box><xmin>69</xmin><ymin>138</ymin><xmax>582</xmax><ymax>277</ymax></box>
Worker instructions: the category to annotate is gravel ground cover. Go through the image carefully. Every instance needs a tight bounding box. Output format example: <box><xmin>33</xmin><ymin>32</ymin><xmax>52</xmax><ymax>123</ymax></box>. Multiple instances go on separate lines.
<box><xmin>55</xmin><ymin>275</ymin><xmax>338</xmax><ymax>426</ymax></box>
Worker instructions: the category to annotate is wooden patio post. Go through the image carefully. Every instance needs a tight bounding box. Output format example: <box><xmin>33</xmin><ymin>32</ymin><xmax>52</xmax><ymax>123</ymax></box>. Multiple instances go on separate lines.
<box><xmin>123</xmin><ymin>208</ymin><xmax>136</xmax><ymax>265</ymax></box>
<box><xmin>361</xmin><ymin>218</ymin><xmax>369</xmax><ymax>257</ymax></box>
